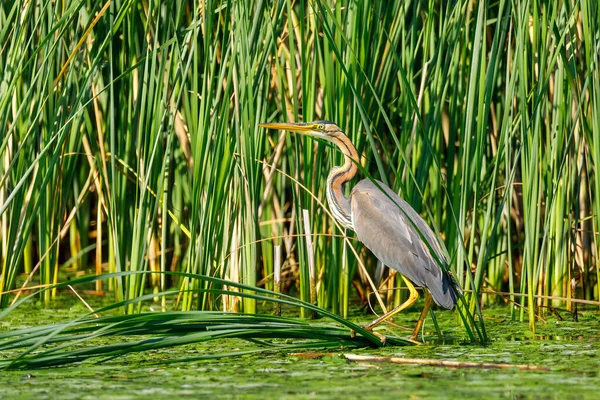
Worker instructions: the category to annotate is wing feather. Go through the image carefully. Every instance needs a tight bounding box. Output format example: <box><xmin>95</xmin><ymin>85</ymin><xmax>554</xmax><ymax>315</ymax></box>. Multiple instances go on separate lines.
<box><xmin>351</xmin><ymin>179</ymin><xmax>458</xmax><ymax>308</ymax></box>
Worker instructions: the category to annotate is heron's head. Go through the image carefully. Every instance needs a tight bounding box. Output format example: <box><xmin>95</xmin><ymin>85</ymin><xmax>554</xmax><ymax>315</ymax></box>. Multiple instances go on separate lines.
<box><xmin>258</xmin><ymin>120</ymin><xmax>345</xmax><ymax>143</ymax></box>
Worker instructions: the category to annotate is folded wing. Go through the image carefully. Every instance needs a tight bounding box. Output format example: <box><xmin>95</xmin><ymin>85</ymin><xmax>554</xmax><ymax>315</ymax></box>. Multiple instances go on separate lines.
<box><xmin>350</xmin><ymin>179</ymin><xmax>458</xmax><ymax>309</ymax></box>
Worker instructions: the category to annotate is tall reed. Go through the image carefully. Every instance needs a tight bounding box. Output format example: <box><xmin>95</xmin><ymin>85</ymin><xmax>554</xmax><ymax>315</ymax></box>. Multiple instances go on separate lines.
<box><xmin>0</xmin><ymin>1</ymin><xmax>598</xmax><ymax>332</ymax></box>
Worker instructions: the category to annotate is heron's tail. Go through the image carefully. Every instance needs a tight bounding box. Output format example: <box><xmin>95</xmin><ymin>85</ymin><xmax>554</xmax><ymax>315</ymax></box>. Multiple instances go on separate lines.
<box><xmin>428</xmin><ymin>271</ymin><xmax>461</xmax><ymax>309</ymax></box>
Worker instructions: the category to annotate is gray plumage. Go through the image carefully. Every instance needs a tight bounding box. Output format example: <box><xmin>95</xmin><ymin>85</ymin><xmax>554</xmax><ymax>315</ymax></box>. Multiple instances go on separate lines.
<box><xmin>257</xmin><ymin>119</ymin><xmax>461</xmax><ymax>323</ymax></box>
<box><xmin>350</xmin><ymin>179</ymin><xmax>459</xmax><ymax>309</ymax></box>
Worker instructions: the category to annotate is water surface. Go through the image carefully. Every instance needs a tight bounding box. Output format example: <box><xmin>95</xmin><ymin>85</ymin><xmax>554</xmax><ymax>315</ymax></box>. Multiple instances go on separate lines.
<box><xmin>1</xmin><ymin>303</ymin><xmax>598</xmax><ymax>399</ymax></box>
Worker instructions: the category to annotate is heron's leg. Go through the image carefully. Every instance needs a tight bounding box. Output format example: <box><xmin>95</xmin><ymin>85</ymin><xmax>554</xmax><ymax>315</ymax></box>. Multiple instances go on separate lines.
<box><xmin>410</xmin><ymin>290</ymin><xmax>433</xmax><ymax>341</ymax></box>
<box><xmin>363</xmin><ymin>275</ymin><xmax>419</xmax><ymax>332</ymax></box>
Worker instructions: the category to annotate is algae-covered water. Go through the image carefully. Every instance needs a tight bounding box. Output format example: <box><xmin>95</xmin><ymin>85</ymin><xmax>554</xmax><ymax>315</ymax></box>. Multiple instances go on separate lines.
<box><xmin>1</xmin><ymin>303</ymin><xmax>598</xmax><ymax>399</ymax></box>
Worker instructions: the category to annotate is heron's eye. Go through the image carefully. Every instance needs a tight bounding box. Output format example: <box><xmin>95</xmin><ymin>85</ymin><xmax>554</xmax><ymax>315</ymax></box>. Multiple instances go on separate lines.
<box><xmin>318</xmin><ymin>124</ymin><xmax>325</xmax><ymax>130</ymax></box>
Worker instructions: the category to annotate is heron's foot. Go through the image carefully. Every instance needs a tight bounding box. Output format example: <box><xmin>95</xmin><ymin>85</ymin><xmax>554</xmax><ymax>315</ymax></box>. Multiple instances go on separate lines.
<box><xmin>356</xmin><ymin>324</ymin><xmax>420</xmax><ymax>346</ymax></box>
<box><xmin>362</xmin><ymin>320</ymin><xmax>376</xmax><ymax>332</ymax></box>
<box><xmin>407</xmin><ymin>335</ymin><xmax>423</xmax><ymax>345</ymax></box>
<box><xmin>371</xmin><ymin>330</ymin><xmax>387</xmax><ymax>345</ymax></box>
<box><xmin>409</xmin><ymin>322</ymin><xmax>427</xmax><ymax>344</ymax></box>
<box><xmin>353</xmin><ymin>324</ymin><xmax>387</xmax><ymax>344</ymax></box>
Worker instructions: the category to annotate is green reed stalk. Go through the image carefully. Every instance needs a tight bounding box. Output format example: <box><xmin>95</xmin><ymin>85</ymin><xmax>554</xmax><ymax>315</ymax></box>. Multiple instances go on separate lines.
<box><xmin>0</xmin><ymin>0</ymin><xmax>597</xmax><ymax>337</ymax></box>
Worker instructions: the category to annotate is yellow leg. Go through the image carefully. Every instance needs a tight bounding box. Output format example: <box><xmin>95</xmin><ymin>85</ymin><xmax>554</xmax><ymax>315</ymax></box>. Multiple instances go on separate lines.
<box><xmin>410</xmin><ymin>290</ymin><xmax>433</xmax><ymax>341</ymax></box>
<box><xmin>363</xmin><ymin>275</ymin><xmax>419</xmax><ymax>332</ymax></box>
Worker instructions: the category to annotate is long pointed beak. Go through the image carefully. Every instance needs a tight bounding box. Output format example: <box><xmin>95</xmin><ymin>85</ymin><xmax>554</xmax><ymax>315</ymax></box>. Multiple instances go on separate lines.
<box><xmin>258</xmin><ymin>122</ymin><xmax>314</xmax><ymax>134</ymax></box>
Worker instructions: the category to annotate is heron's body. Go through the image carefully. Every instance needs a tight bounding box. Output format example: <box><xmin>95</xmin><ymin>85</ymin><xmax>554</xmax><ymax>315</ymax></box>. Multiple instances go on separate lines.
<box><xmin>350</xmin><ymin>179</ymin><xmax>457</xmax><ymax>308</ymax></box>
<box><xmin>259</xmin><ymin>120</ymin><xmax>460</xmax><ymax>340</ymax></box>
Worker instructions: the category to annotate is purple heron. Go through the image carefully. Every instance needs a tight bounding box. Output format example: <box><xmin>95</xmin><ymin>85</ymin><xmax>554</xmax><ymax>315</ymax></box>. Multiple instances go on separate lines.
<box><xmin>259</xmin><ymin>120</ymin><xmax>460</xmax><ymax>342</ymax></box>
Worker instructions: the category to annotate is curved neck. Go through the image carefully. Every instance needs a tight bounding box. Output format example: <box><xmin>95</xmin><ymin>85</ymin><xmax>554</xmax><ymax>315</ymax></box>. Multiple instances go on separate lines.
<box><xmin>326</xmin><ymin>134</ymin><xmax>359</xmax><ymax>230</ymax></box>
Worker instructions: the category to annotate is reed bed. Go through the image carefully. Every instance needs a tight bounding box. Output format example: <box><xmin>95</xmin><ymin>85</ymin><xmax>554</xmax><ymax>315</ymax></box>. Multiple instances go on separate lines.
<box><xmin>0</xmin><ymin>0</ymin><xmax>598</xmax><ymax>335</ymax></box>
